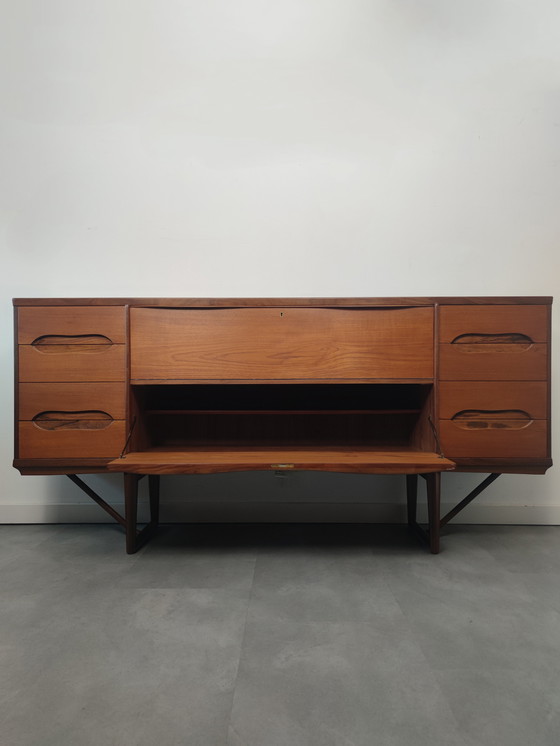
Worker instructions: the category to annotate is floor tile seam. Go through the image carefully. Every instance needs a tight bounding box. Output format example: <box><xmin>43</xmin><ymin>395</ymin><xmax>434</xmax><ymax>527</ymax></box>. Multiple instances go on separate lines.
<box><xmin>384</xmin><ymin>593</ymin><xmax>560</xmax><ymax>679</ymax></box>
<box><xmin>430</xmin><ymin>667</ymin><xmax>560</xmax><ymax>740</ymax></box>
<box><xmin>384</xmin><ymin>592</ymin><xmax>560</xmax><ymax>686</ymax></box>
<box><xmin>223</xmin><ymin>552</ymin><xmax>258</xmax><ymax>746</ymax></box>
<box><xmin>386</xmin><ymin>581</ymin><xmax>473</xmax><ymax>668</ymax></box>
<box><xmin>430</xmin><ymin>662</ymin><xmax>560</xmax><ymax>702</ymax></box>
<box><xmin>386</xmin><ymin>582</ymin><xmax>471</xmax><ymax>739</ymax></box>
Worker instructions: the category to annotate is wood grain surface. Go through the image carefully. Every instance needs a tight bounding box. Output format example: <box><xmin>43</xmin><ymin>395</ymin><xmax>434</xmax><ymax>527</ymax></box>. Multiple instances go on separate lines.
<box><xmin>18</xmin><ymin>421</ymin><xmax>126</xmax><ymax>459</ymax></box>
<box><xmin>18</xmin><ymin>382</ymin><xmax>126</xmax><ymax>420</ymax></box>
<box><xmin>17</xmin><ymin>306</ymin><xmax>126</xmax><ymax>344</ymax></box>
<box><xmin>438</xmin><ymin>381</ymin><xmax>547</xmax><ymax>420</ymax></box>
<box><xmin>130</xmin><ymin>307</ymin><xmax>434</xmax><ymax>381</ymax></box>
<box><xmin>18</xmin><ymin>345</ymin><xmax>126</xmax><ymax>382</ymax></box>
<box><xmin>438</xmin><ymin>344</ymin><xmax>547</xmax><ymax>380</ymax></box>
<box><xmin>108</xmin><ymin>446</ymin><xmax>455</xmax><ymax>475</ymax></box>
<box><xmin>438</xmin><ymin>420</ymin><xmax>547</xmax><ymax>459</ymax></box>
<box><xmin>438</xmin><ymin>305</ymin><xmax>549</xmax><ymax>343</ymax></box>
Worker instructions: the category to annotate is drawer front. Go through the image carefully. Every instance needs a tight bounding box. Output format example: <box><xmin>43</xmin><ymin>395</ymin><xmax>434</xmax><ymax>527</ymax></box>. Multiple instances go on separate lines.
<box><xmin>18</xmin><ymin>383</ymin><xmax>126</xmax><ymax>421</ymax></box>
<box><xmin>439</xmin><ymin>344</ymin><xmax>548</xmax><ymax>381</ymax></box>
<box><xmin>19</xmin><ymin>345</ymin><xmax>126</xmax><ymax>382</ymax></box>
<box><xmin>439</xmin><ymin>381</ymin><xmax>548</xmax><ymax>421</ymax></box>
<box><xmin>439</xmin><ymin>305</ymin><xmax>549</xmax><ymax>381</ymax></box>
<box><xmin>17</xmin><ymin>306</ymin><xmax>126</xmax><ymax>344</ymax></box>
<box><xmin>439</xmin><ymin>305</ymin><xmax>549</xmax><ymax>343</ymax></box>
<box><xmin>18</xmin><ymin>421</ymin><xmax>126</xmax><ymax>459</ymax></box>
<box><xmin>439</xmin><ymin>379</ymin><xmax>548</xmax><ymax>459</ymax></box>
<box><xmin>439</xmin><ymin>420</ymin><xmax>548</xmax><ymax>459</ymax></box>
<box><xmin>130</xmin><ymin>307</ymin><xmax>434</xmax><ymax>380</ymax></box>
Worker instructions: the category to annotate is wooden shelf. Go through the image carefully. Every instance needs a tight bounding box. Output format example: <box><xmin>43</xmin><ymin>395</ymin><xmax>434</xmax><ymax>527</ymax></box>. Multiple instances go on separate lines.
<box><xmin>144</xmin><ymin>409</ymin><xmax>422</xmax><ymax>415</ymax></box>
<box><xmin>131</xmin><ymin>378</ymin><xmax>434</xmax><ymax>385</ymax></box>
<box><xmin>108</xmin><ymin>446</ymin><xmax>455</xmax><ymax>475</ymax></box>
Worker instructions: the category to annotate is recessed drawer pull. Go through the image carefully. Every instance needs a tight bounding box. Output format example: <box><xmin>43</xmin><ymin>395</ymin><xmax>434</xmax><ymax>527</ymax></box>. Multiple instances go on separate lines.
<box><xmin>451</xmin><ymin>410</ymin><xmax>533</xmax><ymax>430</ymax></box>
<box><xmin>452</xmin><ymin>333</ymin><xmax>532</xmax><ymax>346</ymax></box>
<box><xmin>31</xmin><ymin>335</ymin><xmax>114</xmax><ymax>353</ymax></box>
<box><xmin>32</xmin><ymin>411</ymin><xmax>114</xmax><ymax>430</ymax></box>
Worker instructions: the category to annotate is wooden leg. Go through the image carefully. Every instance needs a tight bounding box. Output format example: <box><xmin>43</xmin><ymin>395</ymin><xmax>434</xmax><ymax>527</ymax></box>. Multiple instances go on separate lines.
<box><xmin>148</xmin><ymin>475</ymin><xmax>160</xmax><ymax>525</ymax></box>
<box><xmin>426</xmin><ymin>472</ymin><xmax>441</xmax><ymax>554</ymax></box>
<box><xmin>123</xmin><ymin>473</ymin><xmax>160</xmax><ymax>554</ymax></box>
<box><xmin>406</xmin><ymin>474</ymin><xmax>418</xmax><ymax>526</ymax></box>
<box><xmin>124</xmin><ymin>473</ymin><xmax>140</xmax><ymax>554</ymax></box>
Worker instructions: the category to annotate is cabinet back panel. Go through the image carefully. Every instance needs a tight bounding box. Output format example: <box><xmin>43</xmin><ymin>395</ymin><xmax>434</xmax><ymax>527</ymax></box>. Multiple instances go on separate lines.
<box><xmin>146</xmin><ymin>412</ymin><xmax>417</xmax><ymax>448</ymax></box>
<box><xmin>138</xmin><ymin>382</ymin><xmax>431</xmax><ymax>411</ymax></box>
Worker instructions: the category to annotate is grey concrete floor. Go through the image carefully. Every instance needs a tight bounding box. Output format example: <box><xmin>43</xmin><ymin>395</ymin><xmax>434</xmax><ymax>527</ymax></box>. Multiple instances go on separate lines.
<box><xmin>1</xmin><ymin>522</ymin><xmax>559</xmax><ymax>746</ymax></box>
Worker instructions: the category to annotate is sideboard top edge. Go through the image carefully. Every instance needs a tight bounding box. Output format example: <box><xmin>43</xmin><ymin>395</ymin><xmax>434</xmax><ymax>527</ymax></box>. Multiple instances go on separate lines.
<box><xmin>12</xmin><ymin>296</ymin><xmax>554</xmax><ymax>307</ymax></box>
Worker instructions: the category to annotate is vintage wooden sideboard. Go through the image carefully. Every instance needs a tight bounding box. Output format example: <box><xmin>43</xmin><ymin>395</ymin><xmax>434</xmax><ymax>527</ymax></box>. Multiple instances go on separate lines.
<box><xmin>13</xmin><ymin>297</ymin><xmax>552</xmax><ymax>554</ymax></box>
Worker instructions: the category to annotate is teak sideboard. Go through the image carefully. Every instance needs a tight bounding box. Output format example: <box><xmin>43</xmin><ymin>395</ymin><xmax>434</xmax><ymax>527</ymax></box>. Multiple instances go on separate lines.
<box><xmin>13</xmin><ymin>297</ymin><xmax>553</xmax><ymax>554</ymax></box>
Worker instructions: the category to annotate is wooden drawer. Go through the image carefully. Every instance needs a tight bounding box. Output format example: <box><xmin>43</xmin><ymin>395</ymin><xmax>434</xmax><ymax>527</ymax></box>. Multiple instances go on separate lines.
<box><xmin>18</xmin><ymin>421</ymin><xmax>126</xmax><ymax>459</ymax></box>
<box><xmin>130</xmin><ymin>307</ymin><xmax>434</xmax><ymax>380</ymax></box>
<box><xmin>17</xmin><ymin>306</ymin><xmax>126</xmax><ymax>344</ymax></box>
<box><xmin>439</xmin><ymin>305</ymin><xmax>549</xmax><ymax>343</ymax></box>
<box><xmin>439</xmin><ymin>379</ymin><xmax>548</xmax><ymax>459</ymax></box>
<box><xmin>439</xmin><ymin>305</ymin><xmax>549</xmax><ymax>381</ymax></box>
<box><xmin>18</xmin><ymin>383</ymin><xmax>126</xmax><ymax>421</ymax></box>
<box><xmin>439</xmin><ymin>344</ymin><xmax>547</xmax><ymax>380</ymax></box>
<box><xmin>18</xmin><ymin>344</ymin><xmax>126</xmax><ymax>382</ymax></box>
<box><xmin>439</xmin><ymin>381</ymin><xmax>548</xmax><ymax>420</ymax></box>
<box><xmin>439</xmin><ymin>420</ymin><xmax>548</xmax><ymax>459</ymax></box>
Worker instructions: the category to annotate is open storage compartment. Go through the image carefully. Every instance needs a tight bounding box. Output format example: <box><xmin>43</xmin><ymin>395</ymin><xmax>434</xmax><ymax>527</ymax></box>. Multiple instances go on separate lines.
<box><xmin>131</xmin><ymin>383</ymin><xmax>431</xmax><ymax>448</ymax></box>
<box><xmin>107</xmin><ymin>383</ymin><xmax>454</xmax><ymax>475</ymax></box>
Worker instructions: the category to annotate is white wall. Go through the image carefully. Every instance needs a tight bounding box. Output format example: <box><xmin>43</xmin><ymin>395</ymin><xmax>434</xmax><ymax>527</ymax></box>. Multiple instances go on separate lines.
<box><xmin>1</xmin><ymin>0</ymin><xmax>559</xmax><ymax>524</ymax></box>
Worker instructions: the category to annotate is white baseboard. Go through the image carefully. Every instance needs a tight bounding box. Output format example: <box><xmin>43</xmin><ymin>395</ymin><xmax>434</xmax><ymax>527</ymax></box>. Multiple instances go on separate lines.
<box><xmin>1</xmin><ymin>501</ymin><xmax>560</xmax><ymax>525</ymax></box>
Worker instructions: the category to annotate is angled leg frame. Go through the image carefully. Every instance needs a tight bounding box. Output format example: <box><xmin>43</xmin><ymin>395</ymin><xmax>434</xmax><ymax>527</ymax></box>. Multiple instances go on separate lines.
<box><xmin>67</xmin><ymin>474</ymin><xmax>160</xmax><ymax>554</ymax></box>
<box><xmin>406</xmin><ymin>473</ymin><xmax>441</xmax><ymax>554</ymax></box>
<box><xmin>69</xmin><ymin>471</ymin><xmax>501</xmax><ymax>555</ymax></box>
<box><xmin>407</xmin><ymin>473</ymin><xmax>501</xmax><ymax>554</ymax></box>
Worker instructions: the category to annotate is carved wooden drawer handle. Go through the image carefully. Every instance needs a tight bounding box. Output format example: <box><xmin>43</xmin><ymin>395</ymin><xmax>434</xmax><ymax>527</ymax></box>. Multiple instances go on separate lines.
<box><xmin>451</xmin><ymin>410</ymin><xmax>533</xmax><ymax>430</ymax></box>
<box><xmin>31</xmin><ymin>335</ymin><xmax>114</xmax><ymax>353</ymax></box>
<box><xmin>451</xmin><ymin>333</ymin><xmax>533</xmax><ymax>352</ymax></box>
<box><xmin>32</xmin><ymin>411</ymin><xmax>114</xmax><ymax>430</ymax></box>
